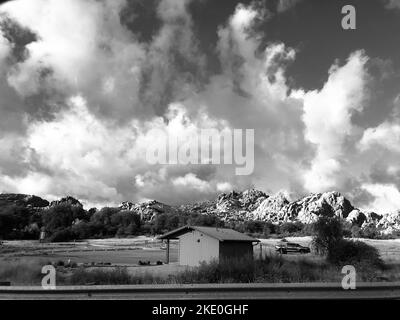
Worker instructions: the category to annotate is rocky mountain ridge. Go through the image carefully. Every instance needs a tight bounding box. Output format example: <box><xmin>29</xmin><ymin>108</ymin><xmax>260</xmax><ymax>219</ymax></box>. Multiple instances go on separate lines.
<box><xmin>119</xmin><ymin>189</ymin><xmax>400</xmax><ymax>233</ymax></box>
<box><xmin>1</xmin><ymin>189</ymin><xmax>400</xmax><ymax>234</ymax></box>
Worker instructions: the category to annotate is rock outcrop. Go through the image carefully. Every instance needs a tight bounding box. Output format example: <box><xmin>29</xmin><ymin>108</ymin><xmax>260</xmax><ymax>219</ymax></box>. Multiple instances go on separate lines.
<box><xmin>178</xmin><ymin>189</ymin><xmax>268</xmax><ymax>222</ymax></box>
<box><xmin>119</xmin><ymin>200</ymin><xmax>179</xmax><ymax>221</ymax></box>
<box><xmin>50</xmin><ymin>196</ymin><xmax>83</xmax><ymax>208</ymax></box>
<box><xmin>251</xmin><ymin>191</ymin><xmax>290</xmax><ymax>222</ymax></box>
<box><xmin>250</xmin><ymin>191</ymin><xmax>355</xmax><ymax>224</ymax></box>
<box><xmin>284</xmin><ymin>191</ymin><xmax>354</xmax><ymax>224</ymax></box>
<box><xmin>377</xmin><ymin>210</ymin><xmax>400</xmax><ymax>234</ymax></box>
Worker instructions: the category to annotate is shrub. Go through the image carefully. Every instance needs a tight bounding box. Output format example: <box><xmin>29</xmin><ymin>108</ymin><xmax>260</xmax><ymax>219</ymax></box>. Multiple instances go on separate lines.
<box><xmin>175</xmin><ymin>254</ymin><xmax>342</xmax><ymax>284</ymax></box>
<box><xmin>176</xmin><ymin>256</ymin><xmax>255</xmax><ymax>283</ymax></box>
<box><xmin>360</xmin><ymin>224</ymin><xmax>380</xmax><ymax>239</ymax></box>
<box><xmin>49</xmin><ymin>228</ymin><xmax>74</xmax><ymax>242</ymax></box>
<box><xmin>279</xmin><ymin>221</ymin><xmax>304</xmax><ymax>234</ymax></box>
<box><xmin>328</xmin><ymin>239</ymin><xmax>383</xmax><ymax>269</ymax></box>
<box><xmin>311</xmin><ymin>216</ymin><xmax>344</xmax><ymax>256</ymax></box>
<box><xmin>350</xmin><ymin>225</ymin><xmax>361</xmax><ymax>238</ymax></box>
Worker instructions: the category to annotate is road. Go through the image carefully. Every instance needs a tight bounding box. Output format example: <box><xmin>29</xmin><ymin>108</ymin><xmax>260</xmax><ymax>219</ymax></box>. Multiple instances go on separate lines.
<box><xmin>1</xmin><ymin>282</ymin><xmax>400</xmax><ymax>300</ymax></box>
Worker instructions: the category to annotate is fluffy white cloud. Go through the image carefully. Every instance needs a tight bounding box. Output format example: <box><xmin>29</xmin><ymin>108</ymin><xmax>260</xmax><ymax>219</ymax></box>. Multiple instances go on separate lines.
<box><xmin>172</xmin><ymin>173</ymin><xmax>212</xmax><ymax>192</ymax></box>
<box><xmin>359</xmin><ymin>122</ymin><xmax>400</xmax><ymax>153</ymax></box>
<box><xmin>0</xmin><ymin>0</ymin><xmax>396</xmax><ymax>214</ymax></box>
<box><xmin>0</xmin><ymin>0</ymin><xmax>147</xmax><ymax>120</ymax></box>
<box><xmin>216</xmin><ymin>182</ymin><xmax>233</xmax><ymax>192</ymax></box>
<box><xmin>301</xmin><ymin>51</ymin><xmax>369</xmax><ymax>192</ymax></box>
<box><xmin>361</xmin><ymin>183</ymin><xmax>400</xmax><ymax>213</ymax></box>
<box><xmin>0</xmin><ymin>93</ymin><xmax>237</xmax><ymax>206</ymax></box>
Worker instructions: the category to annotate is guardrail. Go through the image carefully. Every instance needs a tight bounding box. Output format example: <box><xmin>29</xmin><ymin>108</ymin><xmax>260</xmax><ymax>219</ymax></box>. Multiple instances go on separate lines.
<box><xmin>1</xmin><ymin>282</ymin><xmax>400</xmax><ymax>300</ymax></box>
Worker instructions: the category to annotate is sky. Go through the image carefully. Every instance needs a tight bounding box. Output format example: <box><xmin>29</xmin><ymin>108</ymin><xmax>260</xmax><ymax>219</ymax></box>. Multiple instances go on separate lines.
<box><xmin>0</xmin><ymin>0</ymin><xmax>400</xmax><ymax>213</ymax></box>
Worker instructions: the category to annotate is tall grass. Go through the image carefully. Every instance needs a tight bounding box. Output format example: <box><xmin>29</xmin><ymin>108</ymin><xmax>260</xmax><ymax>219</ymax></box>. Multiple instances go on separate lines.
<box><xmin>2</xmin><ymin>253</ymin><xmax>394</xmax><ymax>286</ymax></box>
<box><xmin>0</xmin><ymin>258</ymin><xmax>45</xmax><ymax>285</ymax></box>
<box><xmin>64</xmin><ymin>267</ymin><xmax>166</xmax><ymax>285</ymax></box>
<box><xmin>174</xmin><ymin>255</ymin><xmax>342</xmax><ymax>284</ymax></box>
<box><xmin>62</xmin><ymin>253</ymin><xmax>391</xmax><ymax>285</ymax></box>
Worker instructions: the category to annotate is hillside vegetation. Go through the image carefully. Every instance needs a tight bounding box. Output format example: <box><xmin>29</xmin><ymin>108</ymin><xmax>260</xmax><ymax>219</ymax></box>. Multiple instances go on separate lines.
<box><xmin>1</xmin><ymin>189</ymin><xmax>399</xmax><ymax>242</ymax></box>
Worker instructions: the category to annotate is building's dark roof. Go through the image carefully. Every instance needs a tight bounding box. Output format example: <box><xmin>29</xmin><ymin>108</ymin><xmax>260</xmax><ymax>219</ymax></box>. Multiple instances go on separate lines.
<box><xmin>158</xmin><ymin>225</ymin><xmax>260</xmax><ymax>242</ymax></box>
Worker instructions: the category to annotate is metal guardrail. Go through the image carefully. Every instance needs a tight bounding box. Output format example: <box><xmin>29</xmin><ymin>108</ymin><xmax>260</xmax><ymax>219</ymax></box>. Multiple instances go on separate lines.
<box><xmin>1</xmin><ymin>282</ymin><xmax>400</xmax><ymax>300</ymax></box>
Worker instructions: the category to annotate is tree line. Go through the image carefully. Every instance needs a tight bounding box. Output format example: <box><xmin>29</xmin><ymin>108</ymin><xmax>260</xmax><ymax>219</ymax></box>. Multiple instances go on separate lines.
<box><xmin>0</xmin><ymin>201</ymin><xmax>391</xmax><ymax>241</ymax></box>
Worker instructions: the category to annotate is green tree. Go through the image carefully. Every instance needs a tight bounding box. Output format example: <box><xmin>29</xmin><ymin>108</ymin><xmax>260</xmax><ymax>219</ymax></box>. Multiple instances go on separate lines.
<box><xmin>0</xmin><ymin>205</ymin><xmax>31</xmax><ymax>239</ymax></box>
<box><xmin>311</xmin><ymin>216</ymin><xmax>344</xmax><ymax>256</ymax></box>
<box><xmin>42</xmin><ymin>203</ymin><xmax>87</xmax><ymax>241</ymax></box>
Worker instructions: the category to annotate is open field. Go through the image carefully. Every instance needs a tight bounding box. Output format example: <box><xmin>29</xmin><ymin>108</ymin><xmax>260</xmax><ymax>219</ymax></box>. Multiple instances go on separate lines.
<box><xmin>0</xmin><ymin>236</ymin><xmax>178</xmax><ymax>264</ymax></box>
<box><xmin>2</xmin><ymin>236</ymin><xmax>400</xmax><ymax>266</ymax></box>
<box><xmin>1</xmin><ymin>236</ymin><xmax>400</xmax><ymax>285</ymax></box>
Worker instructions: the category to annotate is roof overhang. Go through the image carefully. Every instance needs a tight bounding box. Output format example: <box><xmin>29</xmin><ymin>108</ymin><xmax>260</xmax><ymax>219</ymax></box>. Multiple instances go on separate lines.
<box><xmin>158</xmin><ymin>225</ymin><xmax>194</xmax><ymax>240</ymax></box>
<box><xmin>158</xmin><ymin>225</ymin><xmax>260</xmax><ymax>243</ymax></box>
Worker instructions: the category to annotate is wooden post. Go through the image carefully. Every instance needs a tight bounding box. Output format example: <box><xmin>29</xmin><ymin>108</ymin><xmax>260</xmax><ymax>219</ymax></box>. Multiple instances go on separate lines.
<box><xmin>166</xmin><ymin>239</ymin><xmax>170</xmax><ymax>264</ymax></box>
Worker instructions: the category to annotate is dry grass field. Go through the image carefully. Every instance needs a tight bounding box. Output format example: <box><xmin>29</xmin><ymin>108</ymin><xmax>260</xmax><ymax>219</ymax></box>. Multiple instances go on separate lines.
<box><xmin>257</xmin><ymin>237</ymin><xmax>400</xmax><ymax>264</ymax></box>
<box><xmin>1</xmin><ymin>236</ymin><xmax>400</xmax><ymax>285</ymax></box>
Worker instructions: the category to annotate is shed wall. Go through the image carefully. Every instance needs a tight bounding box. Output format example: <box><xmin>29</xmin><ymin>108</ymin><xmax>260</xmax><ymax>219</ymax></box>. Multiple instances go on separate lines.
<box><xmin>178</xmin><ymin>230</ymin><xmax>219</xmax><ymax>266</ymax></box>
<box><xmin>219</xmin><ymin>242</ymin><xmax>254</xmax><ymax>261</ymax></box>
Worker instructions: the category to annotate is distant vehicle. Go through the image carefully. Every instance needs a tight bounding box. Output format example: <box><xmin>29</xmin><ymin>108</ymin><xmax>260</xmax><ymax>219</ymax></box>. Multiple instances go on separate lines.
<box><xmin>275</xmin><ymin>242</ymin><xmax>310</xmax><ymax>254</ymax></box>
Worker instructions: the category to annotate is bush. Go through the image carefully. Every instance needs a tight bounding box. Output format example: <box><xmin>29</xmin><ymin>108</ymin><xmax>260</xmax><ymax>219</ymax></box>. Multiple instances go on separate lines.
<box><xmin>311</xmin><ymin>216</ymin><xmax>344</xmax><ymax>256</ymax></box>
<box><xmin>279</xmin><ymin>222</ymin><xmax>303</xmax><ymax>234</ymax></box>
<box><xmin>327</xmin><ymin>239</ymin><xmax>383</xmax><ymax>269</ymax></box>
<box><xmin>174</xmin><ymin>254</ymin><xmax>345</xmax><ymax>283</ymax></box>
<box><xmin>175</xmin><ymin>256</ymin><xmax>255</xmax><ymax>283</ymax></box>
<box><xmin>350</xmin><ymin>225</ymin><xmax>361</xmax><ymax>238</ymax></box>
<box><xmin>49</xmin><ymin>228</ymin><xmax>74</xmax><ymax>242</ymax></box>
<box><xmin>360</xmin><ymin>224</ymin><xmax>380</xmax><ymax>239</ymax></box>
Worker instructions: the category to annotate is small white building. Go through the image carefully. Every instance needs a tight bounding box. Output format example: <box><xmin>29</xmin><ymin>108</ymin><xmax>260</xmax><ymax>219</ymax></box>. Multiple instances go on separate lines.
<box><xmin>159</xmin><ymin>225</ymin><xmax>259</xmax><ymax>266</ymax></box>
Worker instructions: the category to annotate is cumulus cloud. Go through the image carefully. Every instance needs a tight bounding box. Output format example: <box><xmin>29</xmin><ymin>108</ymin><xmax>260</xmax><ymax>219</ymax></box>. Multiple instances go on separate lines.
<box><xmin>300</xmin><ymin>51</ymin><xmax>369</xmax><ymax>193</ymax></box>
<box><xmin>0</xmin><ymin>0</ymin><xmax>148</xmax><ymax>123</ymax></box>
<box><xmin>139</xmin><ymin>0</ymin><xmax>206</xmax><ymax>115</ymax></box>
<box><xmin>0</xmin><ymin>93</ymin><xmax>239</xmax><ymax>206</ymax></box>
<box><xmin>361</xmin><ymin>183</ymin><xmax>400</xmax><ymax>213</ymax></box>
<box><xmin>359</xmin><ymin>122</ymin><xmax>400</xmax><ymax>153</ymax></box>
<box><xmin>0</xmin><ymin>0</ymin><xmax>397</xmax><ymax>215</ymax></box>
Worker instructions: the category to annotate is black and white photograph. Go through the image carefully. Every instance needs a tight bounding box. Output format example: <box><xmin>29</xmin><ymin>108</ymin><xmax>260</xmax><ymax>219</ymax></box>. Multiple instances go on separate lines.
<box><xmin>0</xmin><ymin>0</ymin><xmax>399</xmax><ymax>307</ymax></box>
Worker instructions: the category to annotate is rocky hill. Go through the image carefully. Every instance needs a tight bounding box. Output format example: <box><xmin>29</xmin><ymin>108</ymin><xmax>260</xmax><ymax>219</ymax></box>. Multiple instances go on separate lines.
<box><xmin>116</xmin><ymin>188</ymin><xmax>400</xmax><ymax>233</ymax></box>
<box><xmin>2</xmin><ymin>189</ymin><xmax>400</xmax><ymax>234</ymax></box>
<box><xmin>119</xmin><ymin>200</ymin><xmax>180</xmax><ymax>221</ymax></box>
<box><xmin>49</xmin><ymin>196</ymin><xmax>83</xmax><ymax>208</ymax></box>
<box><xmin>377</xmin><ymin>210</ymin><xmax>400</xmax><ymax>235</ymax></box>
